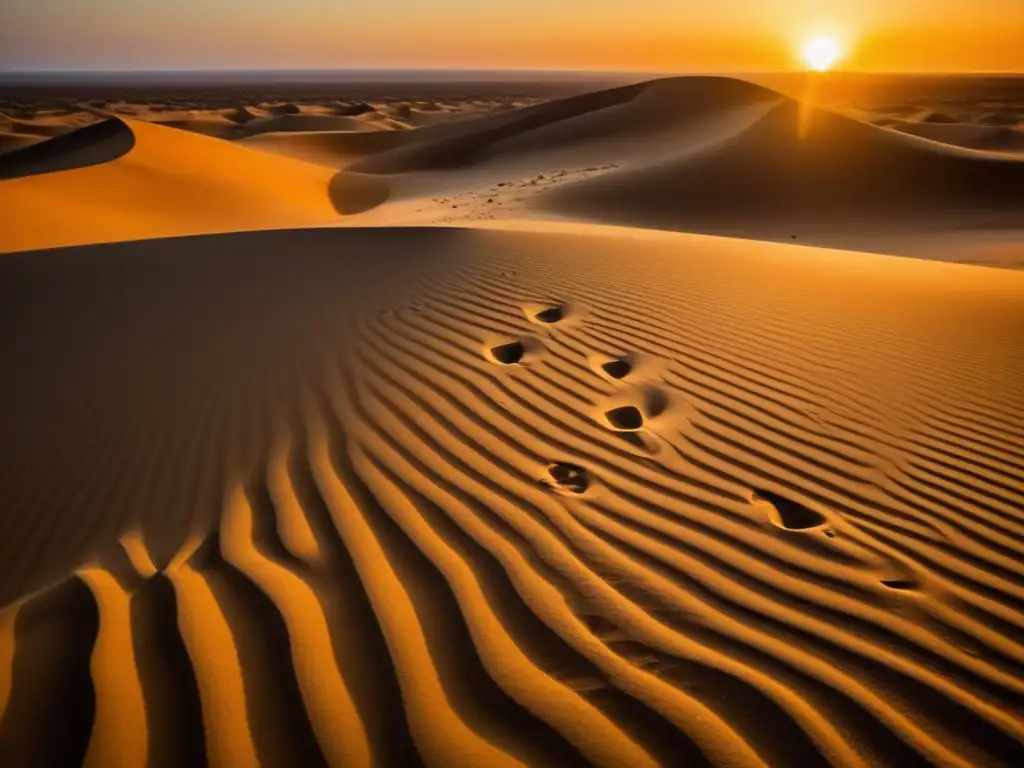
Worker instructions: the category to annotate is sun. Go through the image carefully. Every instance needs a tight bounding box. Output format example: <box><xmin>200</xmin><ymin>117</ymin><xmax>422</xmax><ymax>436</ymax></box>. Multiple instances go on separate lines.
<box><xmin>802</xmin><ymin>36</ymin><xmax>842</xmax><ymax>72</ymax></box>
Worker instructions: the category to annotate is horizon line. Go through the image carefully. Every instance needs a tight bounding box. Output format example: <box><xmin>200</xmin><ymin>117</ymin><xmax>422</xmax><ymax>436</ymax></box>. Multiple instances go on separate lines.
<box><xmin>2</xmin><ymin>66</ymin><xmax>1023</xmax><ymax>77</ymax></box>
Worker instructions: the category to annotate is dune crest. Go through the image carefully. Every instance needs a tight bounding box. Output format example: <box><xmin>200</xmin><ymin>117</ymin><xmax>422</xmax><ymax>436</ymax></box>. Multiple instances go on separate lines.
<box><xmin>538</xmin><ymin>94</ymin><xmax>1024</xmax><ymax>246</ymax></box>
<box><xmin>350</xmin><ymin>77</ymin><xmax>780</xmax><ymax>175</ymax></box>
<box><xmin>0</xmin><ymin>118</ymin><xmax>135</xmax><ymax>180</ymax></box>
<box><xmin>238</xmin><ymin>129</ymin><xmax>419</xmax><ymax>166</ymax></box>
<box><xmin>0</xmin><ymin>118</ymin><xmax>360</xmax><ymax>253</ymax></box>
<box><xmin>888</xmin><ymin>120</ymin><xmax>1024</xmax><ymax>153</ymax></box>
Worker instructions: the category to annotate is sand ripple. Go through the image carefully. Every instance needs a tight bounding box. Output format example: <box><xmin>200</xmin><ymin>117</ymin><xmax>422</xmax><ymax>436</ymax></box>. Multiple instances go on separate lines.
<box><xmin>1</xmin><ymin>225</ymin><xmax>1022</xmax><ymax>767</ymax></box>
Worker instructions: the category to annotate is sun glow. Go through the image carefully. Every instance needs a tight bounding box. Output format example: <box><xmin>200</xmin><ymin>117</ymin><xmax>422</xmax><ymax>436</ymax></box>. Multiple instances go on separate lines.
<box><xmin>802</xmin><ymin>36</ymin><xmax>842</xmax><ymax>72</ymax></box>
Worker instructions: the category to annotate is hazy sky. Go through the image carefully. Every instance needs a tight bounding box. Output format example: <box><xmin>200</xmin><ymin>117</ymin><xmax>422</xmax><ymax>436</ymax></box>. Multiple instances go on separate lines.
<box><xmin>3</xmin><ymin>0</ymin><xmax>1022</xmax><ymax>72</ymax></box>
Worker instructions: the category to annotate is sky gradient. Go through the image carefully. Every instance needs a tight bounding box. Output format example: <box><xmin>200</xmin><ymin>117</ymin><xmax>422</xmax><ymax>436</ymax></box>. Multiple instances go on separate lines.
<box><xmin>3</xmin><ymin>0</ymin><xmax>1023</xmax><ymax>73</ymax></box>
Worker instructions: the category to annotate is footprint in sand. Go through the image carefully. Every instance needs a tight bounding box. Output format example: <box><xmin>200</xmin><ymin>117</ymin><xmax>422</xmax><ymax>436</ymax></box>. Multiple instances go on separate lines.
<box><xmin>750</xmin><ymin>489</ymin><xmax>829</xmax><ymax>532</ymax></box>
<box><xmin>605</xmin><ymin>405</ymin><xmax>645</xmax><ymax>431</ymax></box>
<box><xmin>601</xmin><ymin>358</ymin><xmax>633</xmax><ymax>380</ymax></box>
<box><xmin>877</xmin><ymin>558</ymin><xmax>922</xmax><ymax>592</ymax></box>
<box><xmin>543</xmin><ymin>463</ymin><xmax>591</xmax><ymax>495</ymax></box>
<box><xmin>751</xmin><ymin>491</ymin><xmax>924</xmax><ymax>591</ymax></box>
<box><xmin>523</xmin><ymin>302</ymin><xmax>576</xmax><ymax>325</ymax></box>
<box><xmin>534</xmin><ymin>306</ymin><xmax>565</xmax><ymax>323</ymax></box>
<box><xmin>485</xmin><ymin>337</ymin><xmax>544</xmax><ymax>366</ymax></box>
<box><xmin>602</xmin><ymin>385</ymin><xmax>670</xmax><ymax>431</ymax></box>
<box><xmin>598</xmin><ymin>385</ymin><xmax>670</xmax><ymax>455</ymax></box>
<box><xmin>590</xmin><ymin>350</ymin><xmax>639</xmax><ymax>384</ymax></box>
<box><xmin>591</xmin><ymin>352</ymin><xmax>671</xmax><ymax>389</ymax></box>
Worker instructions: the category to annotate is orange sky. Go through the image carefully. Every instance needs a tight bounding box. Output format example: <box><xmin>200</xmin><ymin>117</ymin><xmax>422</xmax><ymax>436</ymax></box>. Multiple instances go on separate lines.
<box><xmin>2</xmin><ymin>1</ymin><xmax>1022</xmax><ymax>72</ymax></box>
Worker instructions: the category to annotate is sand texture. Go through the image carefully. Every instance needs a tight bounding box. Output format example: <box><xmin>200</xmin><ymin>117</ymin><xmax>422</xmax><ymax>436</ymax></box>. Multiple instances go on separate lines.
<box><xmin>1</xmin><ymin>75</ymin><xmax>1023</xmax><ymax>768</ymax></box>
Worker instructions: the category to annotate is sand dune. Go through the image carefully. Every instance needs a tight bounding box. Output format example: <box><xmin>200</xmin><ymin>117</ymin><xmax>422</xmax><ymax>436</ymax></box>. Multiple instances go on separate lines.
<box><xmin>0</xmin><ymin>222</ymin><xmax>1022</xmax><ymax>767</ymax></box>
<box><xmin>327</xmin><ymin>102</ymin><xmax>376</xmax><ymax>117</ymax></box>
<box><xmin>0</xmin><ymin>132</ymin><xmax>47</xmax><ymax>155</ymax></box>
<box><xmin>237</xmin><ymin>129</ymin><xmax>420</xmax><ymax>166</ymax></box>
<box><xmin>6</xmin><ymin>117</ymin><xmax>82</xmax><ymax>138</ymax></box>
<box><xmin>0</xmin><ymin>118</ymin><xmax>136</xmax><ymax>179</ymax></box>
<box><xmin>915</xmin><ymin>110</ymin><xmax>960</xmax><ymax>124</ymax></box>
<box><xmin>534</xmin><ymin>90</ymin><xmax>1024</xmax><ymax>250</ymax></box>
<box><xmin>312</xmin><ymin>77</ymin><xmax>1023</xmax><ymax>262</ymax></box>
<box><xmin>0</xmin><ymin>97</ymin><xmax>509</xmax><ymax>161</ymax></box>
<box><xmin>888</xmin><ymin>120</ymin><xmax>1024</xmax><ymax>153</ymax></box>
<box><xmin>238</xmin><ymin>113</ymin><xmax>390</xmax><ymax>139</ymax></box>
<box><xmin>350</xmin><ymin>78</ymin><xmax>779</xmax><ymax>175</ymax></box>
<box><xmin>223</xmin><ymin>105</ymin><xmax>259</xmax><ymax>124</ymax></box>
<box><xmin>0</xmin><ymin>118</ymin><xmax>389</xmax><ymax>252</ymax></box>
<box><xmin>976</xmin><ymin>111</ymin><xmax>1021</xmax><ymax>127</ymax></box>
<box><xmin>148</xmin><ymin>115</ymin><xmax>245</xmax><ymax>139</ymax></box>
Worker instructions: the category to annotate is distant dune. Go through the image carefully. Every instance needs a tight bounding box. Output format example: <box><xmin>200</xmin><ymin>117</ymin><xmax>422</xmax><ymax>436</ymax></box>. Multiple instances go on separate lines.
<box><xmin>0</xmin><ymin>132</ymin><xmax>47</xmax><ymax>155</ymax></box>
<box><xmin>539</xmin><ymin>90</ymin><xmax>1024</xmax><ymax>235</ymax></box>
<box><xmin>0</xmin><ymin>118</ymin><xmax>388</xmax><ymax>252</ymax></box>
<box><xmin>1</xmin><ymin>75</ymin><xmax>1023</xmax><ymax>768</ymax></box>
<box><xmin>237</xmin><ymin>129</ymin><xmax>414</xmax><ymax>166</ymax></box>
<box><xmin>349</xmin><ymin>78</ymin><xmax>780</xmax><ymax>174</ymax></box>
<box><xmin>887</xmin><ymin>120</ymin><xmax>1024</xmax><ymax>153</ymax></box>
<box><xmin>237</xmin><ymin>113</ymin><xmax>389</xmax><ymax>139</ymax></box>
<box><xmin>339</xmin><ymin>76</ymin><xmax>1024</xmax><ymax>259</ymax></box>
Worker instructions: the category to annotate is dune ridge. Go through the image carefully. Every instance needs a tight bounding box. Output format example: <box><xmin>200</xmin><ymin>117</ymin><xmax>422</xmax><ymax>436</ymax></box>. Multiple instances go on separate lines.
<box><xmin>0</xmin><ymin>118</ymin><xmax>135</xmax><ymax>179</ymax></box>
<box><xmin>1</xmin><ymin>223</ymin><xmax>1022</xmax><ymax>767</ymax></box>
<box><xmin>237</xmin><ymin>129</ymin><xmax>416</xmax><ymax>166</ymax></box>
<box><xmin>286</xmin><ymin>76</ymin><xmax>1022</xmax><ymax>262</ymax></box>
<box><xmin>349</xmin><ymin>77</ymin><xmax>780</xmax><ymax>175</ymax></box>
<box><xmin>539</xmin><ymin>97</ymin><xmax>1024</xmax><ymax>234</ymax></box>
<box><xmin>887</xmin><ymin>120</ymin><xmax>1024</xmax><ymax>153</ymax></box>
<box><xmin>5</xmin><ymin>76</ymin><xmax>1020</xmax><ymax>264</ymax></box>
<box><xmin>0</xmin><ymin>118</ymin><xmax>389</xmax><ymax>252</ymax></box>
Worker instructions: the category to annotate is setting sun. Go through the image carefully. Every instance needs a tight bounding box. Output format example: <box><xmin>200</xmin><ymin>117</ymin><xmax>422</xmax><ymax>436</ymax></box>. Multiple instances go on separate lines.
<box><xmin>802</xmin><ymin>35</ymin><xmax>842</xmax><ymax>71</ymax></box>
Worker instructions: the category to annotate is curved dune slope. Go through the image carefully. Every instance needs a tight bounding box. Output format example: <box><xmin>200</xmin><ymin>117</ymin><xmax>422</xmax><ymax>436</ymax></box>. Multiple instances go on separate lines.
<box><xmin>0</xmin><ymin>133</ymin><xmax>51</xmax><ymax>156</ymax></box>
<box><xmin>1</xmin><ymin>224</ymin><xmax>1023</xmax><ymax>768</ymax></box>
<box><xmin>238</xmin><ymin>129</ymin><xmax>414</xmax><ymax>167</ymax></box>
<box><xmin>541</xmin><ymin>97</ymin><xmax>1024</xmax><ymax>235</ymax></box>
<box><xmin>148</xmin><ymin>115</ymin><xmax>244</xmax><ymax>139</ymax></box>
<box><xmin>0</xmin><ymin>119</ymin><xmax>390</xmax><ymax>253</ymax></box>
<box><xmin>0</xmin><ymin>119</ymin><xmax>135</xmax><ymax>179</ymax></box>
<box><xmin>351</xmin><ymin>77</ymin><xmax>781</xmax><ymax>175</ymax></box>
<box><xmin>236</xmin><ymin>77</ymin><xmax>777</xmax><ymax>174</ymax></box>
<box><xmin>976</xmin><ymin>112</ymin><xmax>1021</xmax><ymax>127</ymax></box>
<box><xmin>889</xmin><ymin>120</ymin><xmax>1024</xmax><ymax>153</ymax></box>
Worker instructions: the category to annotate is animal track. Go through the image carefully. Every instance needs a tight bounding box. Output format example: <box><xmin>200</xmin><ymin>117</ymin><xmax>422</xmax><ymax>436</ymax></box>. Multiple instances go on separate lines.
<box><xmin>751</xmin><ymin>489</ymin><xmax>828</xmax><ymax>531</ymax></box>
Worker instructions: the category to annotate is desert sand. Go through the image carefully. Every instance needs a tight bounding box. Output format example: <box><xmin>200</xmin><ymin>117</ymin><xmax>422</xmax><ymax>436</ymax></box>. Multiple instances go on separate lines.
<box><xmin>1</xmin><ymin>75</ymin><xmax>1023</xmax><ymax>768</ymax></box>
